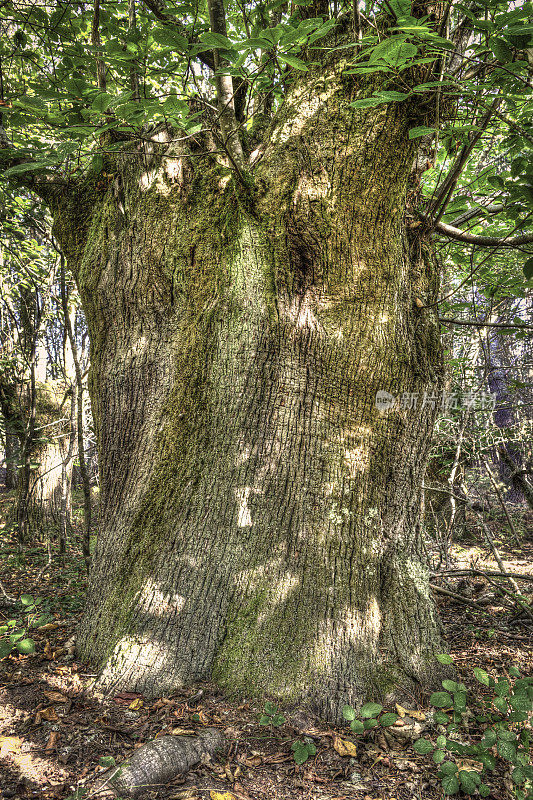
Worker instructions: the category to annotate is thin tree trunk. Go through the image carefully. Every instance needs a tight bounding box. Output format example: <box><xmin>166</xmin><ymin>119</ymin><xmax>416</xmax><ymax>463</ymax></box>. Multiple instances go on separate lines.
<box><xmin>61</xmin><ymin>255</ymin><xmax>92</xmax><ymax>567</ymax></box>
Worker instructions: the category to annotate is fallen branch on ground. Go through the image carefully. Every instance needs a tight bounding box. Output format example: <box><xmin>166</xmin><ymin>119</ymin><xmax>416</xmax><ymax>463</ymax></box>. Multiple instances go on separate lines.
<box><xmin>95</xmin><ymin>728</ymin><xmax>225</xmax><ymax>798</ymax></box>
<box><xmin>431</xmin><ymin>569</ymin><xmax>533</xmax><ymax>582</ymax></box>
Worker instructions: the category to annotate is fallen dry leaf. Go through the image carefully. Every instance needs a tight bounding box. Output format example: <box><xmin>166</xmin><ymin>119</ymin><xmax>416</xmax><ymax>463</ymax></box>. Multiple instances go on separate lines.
<box><xmin>395</xmin><ymin>704</ymin><xmax>406</xmax><ymax>717</ymax></box>
<box><xmin>333</xmin><ymin>735</ymin><xmax>357</xmax><ymax>757</ymax></box>
<box><xmin>44</xmin><ymin>691</ymin><xmax>68</xmax><ymax>703</ymax></box>
<box><xmin>45</xmin><ymin>731</ymin><xmax>60</xmax><ymax>751</ymax></box>
<box><xmin>244</xmin><ymin>755</ymin><xmax>262</xmax><ymax>767</ymax></box>
<box><xmin>457</xmin><ymin>759</ymin><xmax>483</xmax><ymax>773</ymax></box>
<box><xmin>40</xmin><ymin>706</ymin><xmax>58</xmax><ymax>722</ymax></box>
<box><xmin>171</xmin><ymin>728</ymin><xmax>195</xmax><ymax>736</ymax></box>
<box><xmin>113</xmin><ymin>692</ymin><xmax>142</xmax><ymax>703</ymax></box>
<box><xmin>402</xmin><ymin>708</ymin><xmax>425</xmax><ymax>721</ymax></box>
<box><xmin>128</xmin><ymin>698</ymin><xmax>143</xmax><ymax>710</ymax></box>
<box><xmin>209</xmin><ymin>792</ymin><xmax>235</xmax><ymax>800</ymax></box>
<box><xmin>43</xmin><ymin>640</ymin><xmax>53</xmax><ymax>659</ymax></box>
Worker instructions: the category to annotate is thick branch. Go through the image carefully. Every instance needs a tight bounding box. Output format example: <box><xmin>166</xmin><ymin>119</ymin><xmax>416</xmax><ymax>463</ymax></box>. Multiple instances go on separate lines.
<box><xmin>434</xmin><ymin>219</ymin><xmax>533</xmax><ymax>248</ymax></box>
<box><xmin>438</xmin><ymin>318</ymin><xmax>533</xmax><ymax>329</ymax></box>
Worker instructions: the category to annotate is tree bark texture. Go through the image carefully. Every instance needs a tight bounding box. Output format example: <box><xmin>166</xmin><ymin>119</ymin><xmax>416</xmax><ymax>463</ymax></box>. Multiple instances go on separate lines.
<box><xmin>21</xmin><ymin>382</ymin><xmax>73</xmax><ymax>534</ymax></box>
<box><xmin>52</xmin><ymin>56</ymin><xmax>445</xmax><ymax>720</ymax></box>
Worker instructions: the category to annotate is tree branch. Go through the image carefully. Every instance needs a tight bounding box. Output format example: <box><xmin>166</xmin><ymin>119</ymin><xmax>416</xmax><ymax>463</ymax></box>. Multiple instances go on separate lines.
<box><xmin>438</xmin><ymin>318</ymin><xmax>533</xmax><ymax>329</ymax></box>
<box><xmin>434</xmin><ymin>219</ymin><xmax>533</xmax><ymax>248</ymax></box>
<box><xmin>207</xmin><ymin>0</ymin><xmax>245</xmax><ymax>171</ymax></box>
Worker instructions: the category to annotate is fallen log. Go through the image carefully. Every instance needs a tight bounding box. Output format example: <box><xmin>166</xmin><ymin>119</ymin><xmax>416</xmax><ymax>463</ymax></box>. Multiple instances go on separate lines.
<box><xmin>105</xmin><ymin>728</ymin><xmax>225</xmax><ymax>797</ymax></box>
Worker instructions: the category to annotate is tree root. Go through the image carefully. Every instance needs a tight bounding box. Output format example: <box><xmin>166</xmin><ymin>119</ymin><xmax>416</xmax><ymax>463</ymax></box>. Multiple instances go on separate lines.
<box><xmin>103</xmin><ymin>728</ymin><xmax>226</xmax><ymax>797</ymax></box>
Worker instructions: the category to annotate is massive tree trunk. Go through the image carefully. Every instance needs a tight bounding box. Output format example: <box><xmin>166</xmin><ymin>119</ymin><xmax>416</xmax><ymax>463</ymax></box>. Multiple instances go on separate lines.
<box><xmin>52</xmin><ymin>58</ymin><xmax>445</xmax><ymax>719</ymax></box>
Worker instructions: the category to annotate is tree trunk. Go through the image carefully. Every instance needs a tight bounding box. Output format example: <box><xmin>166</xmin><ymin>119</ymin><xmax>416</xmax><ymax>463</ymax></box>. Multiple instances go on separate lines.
<box><xmin>21</xmin><ymin>382</ymin><xmax>73</xmax><ymax>536</ymax></box>
<box><xmin>3</xmin><ymin>421</ymin><xmax>19</xmax><ymax>490</ymax></box>
<box><xmin>52</xmin><ymin>61</ymin><xmax>445</xmax><ymax>720</ymax></box>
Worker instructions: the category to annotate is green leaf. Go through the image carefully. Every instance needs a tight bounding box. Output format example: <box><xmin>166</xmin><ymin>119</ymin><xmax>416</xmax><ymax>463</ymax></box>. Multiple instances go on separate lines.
<box><xmin>453</xmin><ymin>692</ymin><xmax>467</xmax><ymax>712</ymax></box>
<box><xmin>493</xmin><ymin>696</ymin><xmax>507</xmax><ymax>713</ymax></box>
<box><xmin>350</xmin><ymin>719</ymin><xmax>365</xmax><ymax>734</ymax></box>
<box><xmin>363</xmin><ymin>718</ymin><xmax>379</xmax><ymax>729</ymax></box>
<box><xmin>490</xmin><ymin>37</ymin><xmax>513</xmax><ymax>62</ymax></box>
<box><xmin>15</xmin><ymin>638</ymin><xmax>35</xmax><ymax>654</ymax></box>
<box><xmin>379</xmin><ymin>712</ymin><xmax>399</xmax><ymax>727</ymax></box>
<box><xmin>459</xmin><ymin>771</ymin><xmax>481</xmax><ymax>794</ymax></box>
<box><xmin>497</xmin><ymin>740</ymin><xmax>517</xmax><ymax>761</ymax></box>
<box><xmin>434</xmin><ymin>711</ymin><xmax>449</xmax><ymax>724</ymax></box>
<box><xmin>342</xmin><ymin>704</ymin><xmax>356</xmax><ymax>721</ymax></box>
<box><xmin>512</xmin><ymin>767</ymin><xmax>526</xmax><ymax>785</ymax></box>
<box><xmin>20</xmin><ymin>594</ymin><xmax>34</xmax><ymax>606</ymax></box>
<box><xmin>436</xmin><ymin>735</ymin><xmax>447</xmax><ymax>748</ymax></box>
<box><xmin>481</xmin><ymin>730</ymin><xmax>497</xmax><ymax>748</ymax></box>
<box><xmin>473</xmin><ymin>668</ymin><xmax>490</xmax><ymax>686</ymax></box>
<box><xmin>440</xmin><ymin>761</ymin><xmax>458</xmax><ymax>776</ymax></box>
<box><xmin>433</xmin><ymin>749</ymin><xmax>446</xmax><ymax>764</ymax></box>
<box><xmin>99</xmin><ymin>756</ymin><xmax>116</xmax><ymax>767</ymax></box>
<box><xmin>409</xmin><ymin>126</ymin><xmax>435</xmax><ymax>139</ymax></box>
<box><xmin>413</xmin><ymin>738</ymin><xmax>434</xmax><ymax>754</ymax></box>
<box><xmin>509</xmin><ymin>693</ymin><xmax>531</xmax><ymax>712</ymax></box>
<box><xmin>259</xmin><ymin>715</ymin><xmax>271</xmax><ymax>725</ymax></box>
<box><xmin>0</xmin><ymin>640</ymin><xmax>14</xmax><ymax>658</ymax></box>
<box><xmin>441</xmin><ymin>774</ymin><xmax>460</xmax><ymax>795</ymax></box>
<box><xmin>278</xmin><ymin>54</ymin><xmax>308</xmax><ymax>71</ymax></box>
<box><xmin>292</xmin><ymin>741</ymin><xmax>311</xmax><ymax>764</ymax></box>
<box><xmin>369</xmin><ymin>35</ymin><xmax>418</xmax><ymax>67</ymax></box>
<box><xmin>429</xmin><ymin>692</ymin><xmax>453</xmax><ymax>708</ymax></box>
<box><xmin>436</xmin><ymin>654</ymin><xmax>454</xmax><ymax>665</ymax></box>
<box><xmin>305</xmin><ymin>740</ymin><xmax>317</xmax><ymax>756</ymax></box>
<box><xmin>523</xmin><ymin>257</ymin><xmax>533</xmax><ymax>280</ymax></box>
<box><xmin>509</xmin><ymin>667</ymin><xmax>521</xmax><ymax>678</ymax></box>
<box><xmin>479</xmin><ymin>784</ymin><xmax>490</xmax><ymax>797</ymax></box>
<box><xmin>479</xmin><ymin>752</ymin><xmax>496</xmax><ymax>770</ymax></box>
<box><xmin>360</xmin><ymin>702</ymin><xmax>383</xmax><ymax>719</ymax></box>
<box><xmin>442</xmin><ymin>680</ymin><xmax>458</xmax><ymax>692</ymax></box>
<box><xmin>91</xmin><ymin>92</ymin><xmax>113</xmax><ymax>113</ymax></box>
<box><xmin>198</xmin><ymin>32</ymin><xmax>234</xmax><ymax>50</ymax></box>
<box><xmin>508</xmin><ymin>711</ymin><xmax>528</xmax><ymax>723</ymax></box>
<box><xmin>494</xmin><ymin>680</ymin><xmax>509</xmax><ymax>697</ymax></box>
<box><xmin>350</xmin><ymin>98</ymin><xmax>386</xmax><ymax>109</ymax></box>
<box><xmin>89</xmin><ymin>154</ymin><xmax>104</xmax><ymax>175</ymax></box>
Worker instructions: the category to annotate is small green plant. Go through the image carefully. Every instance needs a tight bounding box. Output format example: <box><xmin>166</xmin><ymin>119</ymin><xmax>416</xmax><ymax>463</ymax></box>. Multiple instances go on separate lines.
<box><xmin>291</xmin><ymin>737</ymin><xmax>317</xmax><ymax>765</ymax></box>
<box><xmin>259</xmin><ymin>701</ymin><xmax>286</xmax><ymax>727</ymax></box>
<box><xmin>412</xmin><ymin>655</ymin><xmax>532</xmax><ymax>798</ymax></box>
<box><xmin>342</xmin><ymin>701</ymin><xmax>399</xmax><ymax>732</ymax></box>
<box><xmin>0</xmin><ymin>594</ymin><xmax>53</xmax><ymax>659</ymax></box>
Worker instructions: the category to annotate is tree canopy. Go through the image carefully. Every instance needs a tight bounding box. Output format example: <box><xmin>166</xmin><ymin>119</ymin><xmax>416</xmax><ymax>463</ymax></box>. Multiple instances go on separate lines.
<box><xmin>0</xmin><ymin>0</ymin><xmax>532</xmax><ymax>282</ymax></box>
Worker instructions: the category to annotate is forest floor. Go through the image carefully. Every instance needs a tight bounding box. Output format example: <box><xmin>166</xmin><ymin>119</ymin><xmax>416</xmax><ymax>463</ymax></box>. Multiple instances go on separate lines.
<box><xmin>0</xmin><ymin>491</ymin><xmax>531</xmax><ymax>800</ymax></box>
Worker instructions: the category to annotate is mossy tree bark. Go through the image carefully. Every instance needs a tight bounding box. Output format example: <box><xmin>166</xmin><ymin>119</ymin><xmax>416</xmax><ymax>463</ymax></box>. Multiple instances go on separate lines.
<box><xmin>52</xmin><ymin>56</ymin><xmax>445</xmax><ymax>720</ymax></box>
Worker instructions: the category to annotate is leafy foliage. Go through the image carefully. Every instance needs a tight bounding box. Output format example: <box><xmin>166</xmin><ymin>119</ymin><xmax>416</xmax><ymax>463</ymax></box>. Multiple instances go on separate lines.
<box><xmin>0</xmin><ymin>594</ymin><xmax>53</xmax><ymax>659</ymax></box>
<box><xmin>414</xmin><ymin>660</ymin><xmax>533</xmax><ymax>798</ymax></box>
<box><xmin>259</xmin><ymin>701</ymin><xmax>286</xmax><ymax>727</ymax></box>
